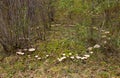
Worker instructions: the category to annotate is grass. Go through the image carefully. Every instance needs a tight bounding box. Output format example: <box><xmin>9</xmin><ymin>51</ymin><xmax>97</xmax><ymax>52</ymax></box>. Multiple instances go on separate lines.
<box><xmin>0</xmin><ymin>54</ymin><xmax>119</xmax><ymax>78</ymax></box>
<box><xmin>0</xmin><ymin>25</ymin><xmax>120</xmax><ymax>78</ymax></box>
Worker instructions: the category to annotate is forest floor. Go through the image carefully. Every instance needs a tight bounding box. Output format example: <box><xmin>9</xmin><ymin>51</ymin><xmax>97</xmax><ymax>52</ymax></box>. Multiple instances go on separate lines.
<box><xmin>0</xmin><ymin>25</ymin><xmax>120</xmax><ymax>78</ymax></box>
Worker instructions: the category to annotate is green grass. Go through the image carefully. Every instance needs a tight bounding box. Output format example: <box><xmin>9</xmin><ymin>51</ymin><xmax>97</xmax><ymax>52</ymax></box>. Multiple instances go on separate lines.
<box><xmin>0</xmin><ymin>25</ymin><xmax>120</xmax><ymax>78</ymax></box>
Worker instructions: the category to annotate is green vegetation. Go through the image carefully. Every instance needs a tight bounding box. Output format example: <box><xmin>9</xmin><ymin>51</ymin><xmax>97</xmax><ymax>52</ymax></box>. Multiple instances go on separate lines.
<box><xmin>0</xmin><ymin>0</ymin><xmax>120</xmax><ymax>78</ymax></box>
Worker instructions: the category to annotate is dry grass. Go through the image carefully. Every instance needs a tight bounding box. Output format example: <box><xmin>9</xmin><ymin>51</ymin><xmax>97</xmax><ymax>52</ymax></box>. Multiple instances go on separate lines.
<box><xmin>0</xmin><ymin>54</ymin><xmax>120</xmax><ymax>78</ymax></box>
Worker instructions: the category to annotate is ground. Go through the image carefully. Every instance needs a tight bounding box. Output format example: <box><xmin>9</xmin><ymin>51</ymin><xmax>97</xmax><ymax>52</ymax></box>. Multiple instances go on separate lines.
<box><xmin>0</xmin><ymin>25</ymin><xmax>120</xmax><ymax>78</ymax></box>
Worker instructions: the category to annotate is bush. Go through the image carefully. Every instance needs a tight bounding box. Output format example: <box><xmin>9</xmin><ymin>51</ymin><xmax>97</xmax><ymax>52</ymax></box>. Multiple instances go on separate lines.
<box><xmin>0</xmin><ymin>0</ymin><xmax>53</xmax><ymax>54</ymax></box>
